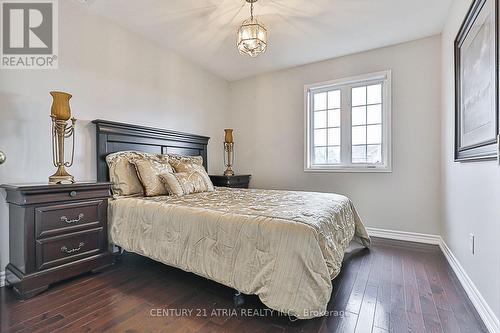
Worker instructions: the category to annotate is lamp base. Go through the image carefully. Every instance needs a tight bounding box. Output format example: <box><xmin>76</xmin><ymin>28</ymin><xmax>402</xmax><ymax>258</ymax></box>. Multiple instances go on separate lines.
<box><xmin>49</xmin><ymin>166</ymin><xmax>75</xmax><ymax>184</ymax></box>
<box><xmin>223</xmin><ymin>168</ymin><xmax>234</xmax><ymax>176</ymax></box>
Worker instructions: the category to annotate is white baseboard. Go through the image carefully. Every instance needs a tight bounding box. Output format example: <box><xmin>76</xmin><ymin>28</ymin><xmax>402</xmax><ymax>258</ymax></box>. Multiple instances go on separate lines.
<box><xmin>366</xmin><ymin>227</ymin><xmax>441</xmax><ymax>245</ymax></box>
<box><xmin>0</xmin><ymin>270</ymin><xmax>5</xmax><ymax>287</ymax></box>
<box><xmin>367</xmin><ymin>227</ymin><xmax>499</xmax><ymax>333</ymax></box>
<box><xmin>438</xmin><ymin>240</ymin><xmax>500</xmax><ymax>333</ymax></box>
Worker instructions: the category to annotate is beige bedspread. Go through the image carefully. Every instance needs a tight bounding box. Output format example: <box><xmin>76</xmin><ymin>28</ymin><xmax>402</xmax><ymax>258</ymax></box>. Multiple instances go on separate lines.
<box><xmin>108</xmin><ymin>187</ymin><xmax>370</xmax><ymax>319</ymax></box>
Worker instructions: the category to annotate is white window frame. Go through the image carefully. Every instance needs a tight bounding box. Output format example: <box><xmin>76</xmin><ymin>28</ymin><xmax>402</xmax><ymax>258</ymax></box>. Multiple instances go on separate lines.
<box><xmin>304</xmin><ymin>70</ymin><xmax>392</xmax><ymax>173</ymax></box>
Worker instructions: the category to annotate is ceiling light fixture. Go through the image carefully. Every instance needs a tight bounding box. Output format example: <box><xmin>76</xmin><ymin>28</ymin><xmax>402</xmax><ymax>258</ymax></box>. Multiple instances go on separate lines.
<box><xmin>237</xmin><ymin>0</ymin><xmax>268</xmax><ymax>57</ymax></box>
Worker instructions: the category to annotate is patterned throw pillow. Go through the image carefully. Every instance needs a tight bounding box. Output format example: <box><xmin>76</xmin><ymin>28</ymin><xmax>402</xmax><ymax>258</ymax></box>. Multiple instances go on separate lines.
<box><xmin>167</xmin><ymin>154</ymin><xmax>204</xmax><ymax>167</ymax></box>
<box><xmin>167</xmin><ymin>154</ymin><xmax>214</xmax><ymax>192</ymax></box>
<box><xmin>106</xmin><ymin>151</ymin><xmax>150</xmax><ymax>197</ymax></box>
<box><xmin>159</xmin><ymin>171</ymin><xmax>214</xmax><ymax>196</ymax></box>
<box><xmin>131</xmin><ymin>155</ymin><xmax>174</xmax><ymax>196</ymax></box>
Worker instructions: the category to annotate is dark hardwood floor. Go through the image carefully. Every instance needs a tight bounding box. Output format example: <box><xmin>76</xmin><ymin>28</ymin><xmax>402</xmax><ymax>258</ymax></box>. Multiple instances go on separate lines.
<box><xmin>0</xmin><ymin>237</ymin><xmax>488</xmax><ymax>333</ymax></box>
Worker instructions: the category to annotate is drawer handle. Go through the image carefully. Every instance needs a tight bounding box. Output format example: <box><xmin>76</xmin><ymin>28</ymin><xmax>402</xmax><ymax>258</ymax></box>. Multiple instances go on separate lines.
<box><xmin>60</xmin><ymin>213</ymin><xmax>84</xmax><ymax>224</ymax></box>
<box><xmin>61</xmin><ymin>242</ymin><xmax>85</xmax><ymax>254</ymax></box>
<box><xmin>69</xmin><ymin>191</ymin><xmax>77</xmax><ymax>197</ymax></box>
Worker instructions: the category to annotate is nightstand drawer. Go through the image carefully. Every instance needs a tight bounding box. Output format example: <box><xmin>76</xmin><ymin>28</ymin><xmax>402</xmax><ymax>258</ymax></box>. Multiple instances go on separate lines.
<box><xmin>230</xmin><ymin>177</ymin><xmax>245</xmax><ymax>184</ymax></box>
<box><xmin>228</xmin><ymin>183</ymin><xmax>248</xmax><ymax>188</ymax></box>
<box><xmin>210</xmin><ymin>175</ymin><xmax>251</xmax><ymax>189</ymax></box>
<box><xmin>36</xmin><ymin>228</ymin><xmax>104</xmax><ymax>270</ymax></box>
<box><xmin>35</xmin><ymin>200</ymin><xmax>104</xmax><ymax>239</ymax></box>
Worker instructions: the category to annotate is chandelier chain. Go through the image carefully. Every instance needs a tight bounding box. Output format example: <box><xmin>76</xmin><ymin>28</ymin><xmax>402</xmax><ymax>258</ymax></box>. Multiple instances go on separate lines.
<box><xmin>250</xmin><ymin>1</ymin><xmax>254</xmax><ymax>20</ymax></box>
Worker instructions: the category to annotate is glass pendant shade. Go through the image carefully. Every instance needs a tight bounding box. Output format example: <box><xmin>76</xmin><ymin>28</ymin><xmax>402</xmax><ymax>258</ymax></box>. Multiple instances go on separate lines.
<box><xmin>237</xmin><ymin>17</ymin><xmax>268</xmax><ymax>57</ymax></box>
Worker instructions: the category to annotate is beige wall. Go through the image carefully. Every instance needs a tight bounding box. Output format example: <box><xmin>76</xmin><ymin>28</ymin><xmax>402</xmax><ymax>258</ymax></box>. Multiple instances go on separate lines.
<box><xmin>0</xmin><ymin>1</ymin><xmax>229</xmax><ymax>270</ymax></box>
<box><xmin>441</xmin><ymin>0</ymin><xmax>500</xmax><ymax>320</ymax></box>
<box><xmin>228</xmin><ymin>36</ymin><xmax>442</xmax><ymax>236</ymax></box>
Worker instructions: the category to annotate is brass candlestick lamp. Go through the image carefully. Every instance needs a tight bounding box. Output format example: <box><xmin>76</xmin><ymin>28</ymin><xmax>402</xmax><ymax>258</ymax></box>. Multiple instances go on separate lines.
<box><xmin>223</xmin><ymin>129</ymin><xmax>235</xmax><ymax>176</ymax></box>
<box><xmin>48</xmin><ymin>91</ymin><xmax>76</xmax><ymax>184</ymax></box>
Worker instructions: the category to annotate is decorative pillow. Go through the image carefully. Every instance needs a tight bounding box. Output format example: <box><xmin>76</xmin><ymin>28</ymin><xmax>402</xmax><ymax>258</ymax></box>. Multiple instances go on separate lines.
<box><xmin>167</xmin><ymin>154</ymin><xmax>204</xmax><ymax>167</ymax></box>
<box><xmin>106</xmin><ymin>151</ymin><xmax>149</xmax><ymax>197</ymax></box>
<box><xmin>131</xmin><ymin>155</ymin><xmax>174</xmax><ymax>196</ymax></box>
<box><xmin>167</xmin><ymin>154</ymin><xmax>214</xmax><ymax>192</ymax></box>
<box><xmin>159</xmin><ymin>171</ymin><xmax>213</xmax><ymax>196</ymax></box>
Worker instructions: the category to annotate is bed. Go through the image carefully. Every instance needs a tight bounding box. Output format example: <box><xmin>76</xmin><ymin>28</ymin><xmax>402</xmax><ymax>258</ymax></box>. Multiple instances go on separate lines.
<box><xmin>93</xmin><ymin>119</ymin><xmax>370</xmax><ymax>319</ymax></box>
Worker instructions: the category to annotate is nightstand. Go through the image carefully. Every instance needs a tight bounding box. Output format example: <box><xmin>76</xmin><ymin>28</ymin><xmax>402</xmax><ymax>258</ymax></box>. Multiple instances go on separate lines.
<box><xmin>210</xmin><ymin>175</ymin><xmax>251</xmax><ymax>189</ymax></box>
<box><xmin>1</xmin><ymin>182</ymin><xmax>114</xmax><ymax>299</ymax></box>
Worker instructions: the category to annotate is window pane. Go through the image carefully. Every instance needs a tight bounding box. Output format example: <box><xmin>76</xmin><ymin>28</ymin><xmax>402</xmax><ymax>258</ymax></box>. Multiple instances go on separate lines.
<box><xmin>328</xmin><ymin>128</ymin><xmax>340</xmax><ymax>146</ymax></box>
<box><xmin>352</xmin><ymin>86</ymin><xmax>366</xmax><ymax>106</ymax></box>
<box><xmin>367</xmin><ymin>145</ymin><xmax>382</xmax><ymax>164</ymax></box>
<box><xmin>352</xmin><ymin>106</ymin><xmax>366</xmax><ymax>126</ymax></box>
<box><xmin>352</xmin><ymin>145</ymin><xmax>367</xmax><ymax>163</ymax></box>
<box><xmin>314</xmin><ymin>92</ymin><xmax>327</xmax><ymax>111</ymax></box>
<box><xmin>327</xmin><ymin>147</ymin><xmax>340</xmax><ymax>164</ymax></box>
<box><xmin>328</xmin><ymin>90</ymin><xmax>341</xmax><ymax>109</ymax></box>
<box><xmin>314</xmin><ymin>147</ymin><xmax>327</xmax><ymax>164</ymax></box>
<box><xmin>367</xmin><ymin>104</ymin><xmax>382</xmax><ymax>124</ymax></box>
<box><xmin>314</xmin><ymin>128</ymin><xmax>327</xmax><ymax>146</ymax></box>
<box><xmin>352</xmin><ymin>126</ymin><xmax>366</xmax><ymax>145</ymax></box>
<box><xmin>314</xmin><ymin>111</ymin><xmax>326</xmax><ymax>128</ymax></box>
<box><xmin>328</xmin><ymin>109</ymin><xmax>340</xmax><ymax>127</ymax></box>
<box><xmin>367</xmin><ymin>84</ymin><xmax>382</xmax><ymax>104</ymax></box>
<box><xmin>367</xmin><ymin>124</ymin><xmax>381</xmax><ymax>144</ymax></box>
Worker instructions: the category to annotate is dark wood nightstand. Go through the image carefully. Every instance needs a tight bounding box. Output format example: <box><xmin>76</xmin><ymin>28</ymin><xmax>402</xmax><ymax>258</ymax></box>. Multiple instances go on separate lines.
<box><xmin>210</xmin><ymin>175</ymin><xmax>251</xmax><ymax>189</ymax></box>
<box><xmin>1</xmin><ymin>182</ymin><xmax>114</xmax><ymax>299</ymax></box>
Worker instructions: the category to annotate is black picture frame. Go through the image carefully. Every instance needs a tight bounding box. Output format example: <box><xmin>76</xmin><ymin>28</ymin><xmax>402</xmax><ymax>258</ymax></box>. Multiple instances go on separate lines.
<box><xmin>454</xmin><ymin>0</ymin><xmax>499</xmax><ymax>161</ymax></box>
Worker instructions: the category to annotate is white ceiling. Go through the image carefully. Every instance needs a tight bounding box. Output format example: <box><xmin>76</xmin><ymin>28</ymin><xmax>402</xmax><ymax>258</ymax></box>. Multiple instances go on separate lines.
<box><xmin>81</xmin><ymin>0</ymin><xmax>453</xmax><ymax>81</ymax></box>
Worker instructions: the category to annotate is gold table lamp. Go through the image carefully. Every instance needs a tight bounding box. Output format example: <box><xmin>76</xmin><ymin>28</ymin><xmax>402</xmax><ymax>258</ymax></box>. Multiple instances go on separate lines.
<box><xmin>49</xmin><ymin>91</ymin><xmax>76</xmax><ymax>184</ymax></box>
<box><xmin>223</xmin><ymin>129</ymin><xmax>235</xmax><ymax>176</ymax></box>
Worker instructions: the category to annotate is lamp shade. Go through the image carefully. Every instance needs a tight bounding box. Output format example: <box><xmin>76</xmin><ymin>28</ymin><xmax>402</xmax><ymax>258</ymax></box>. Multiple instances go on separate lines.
<box><xmin>237</xmin><ymin>18</ymin><xmax>267</xmax><ymax>57</ymax></box>
<box><xmin>50</xmin><ymin>91</ymin><xmax>72</xmax><ymax>121</ymax></box>
<box><xmin>224</xmin><ymin>129</ymin><xmax>234</xmax><ymax>143</ymax></box>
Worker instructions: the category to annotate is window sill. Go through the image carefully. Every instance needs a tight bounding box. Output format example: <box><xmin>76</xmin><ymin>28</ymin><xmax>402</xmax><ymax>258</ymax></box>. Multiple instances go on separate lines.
<box><xmin>304</xmin><ymin>166</ymin><xmax>392</xmax><ymax>173</ymax></box>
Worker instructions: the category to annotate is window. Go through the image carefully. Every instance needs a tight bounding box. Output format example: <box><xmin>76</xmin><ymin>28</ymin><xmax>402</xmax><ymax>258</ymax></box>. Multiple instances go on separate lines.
<box><xmin>305</xmin><ymin>71</ymin><xmax>391</xmax><ymax>172</ymax></box>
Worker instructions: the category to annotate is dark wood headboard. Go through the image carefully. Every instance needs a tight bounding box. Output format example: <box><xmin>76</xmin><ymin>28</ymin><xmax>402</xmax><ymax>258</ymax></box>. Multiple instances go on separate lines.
<box><xmin>92</xmin><ymin>120</ymin><xmax>210</xmax><ymax>182</ymax></box>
